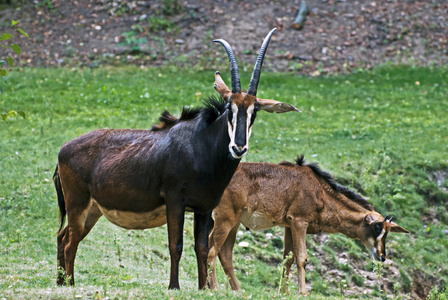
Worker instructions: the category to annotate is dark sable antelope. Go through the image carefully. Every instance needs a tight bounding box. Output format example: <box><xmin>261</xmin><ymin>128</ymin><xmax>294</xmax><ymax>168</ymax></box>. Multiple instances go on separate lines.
<box><xmin>53</xmin><ymin>28</ymin><xmax>300</xmax><ymax>290</ymax></box>
<box><xmin>207</xmin><ymin>156</ymin><xmax>409</xmax><ymax>294</ymax></box>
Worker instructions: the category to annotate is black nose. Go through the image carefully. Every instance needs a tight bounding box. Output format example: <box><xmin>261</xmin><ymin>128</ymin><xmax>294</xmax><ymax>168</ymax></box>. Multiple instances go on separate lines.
<box><xmin>380</xmin><ymin>255</ymin><xmax>386</xmax><ymax>262</ymax></box>
<box><xmin>232</xmin><ymin>146</ymin><xmax>247</xmax><ymax>157</ymax></box>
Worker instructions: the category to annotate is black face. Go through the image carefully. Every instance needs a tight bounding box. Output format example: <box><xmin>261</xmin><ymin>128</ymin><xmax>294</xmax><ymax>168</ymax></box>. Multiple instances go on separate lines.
<box><xmin>225</xmin><ymin>95</ymin><xmax>258</xmax><ymax>159</ymax></box>
<box><xmin>372</xmin><ymin>222</ymin><xmax>384</xmax><ymax>239</ymax></box>
<box><xmin>225</xmin><ymin>100</ymin><xmax>258</xmax><ymax>125</ymax></box>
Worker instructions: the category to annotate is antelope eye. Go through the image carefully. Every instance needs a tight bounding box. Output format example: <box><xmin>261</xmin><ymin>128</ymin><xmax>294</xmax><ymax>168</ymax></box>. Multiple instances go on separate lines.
<box><xmin>373</xmin><ymin>223</ymin><xmax>382</xmax><ymax>235</ymax></box>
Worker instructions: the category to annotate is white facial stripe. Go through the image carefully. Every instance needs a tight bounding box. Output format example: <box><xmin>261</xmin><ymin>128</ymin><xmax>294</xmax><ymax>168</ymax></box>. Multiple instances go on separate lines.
<box><xmin>228</xmin><ymin>103</ymin><xmax>238</xmax><ymax>142</ymax></box>
<box><xmin>247</xmin><ymin>103</ymin><xmax>255</xmax><ymax>116</ymax></box>
<box><xmin>377</xmin><ymin>228</ymin><xmax>386</xmax><ymax>241</ymax></box>
<box><xmin>228</xmin><ymin>103</ymin><xmax>239</xmax><ymax>158</ymax></box>
<box><xmin>245</xmin><ymin>104</ymin><xmax>255</xmax><ymax>148</ymax></box>
<box><xmin>231</xmin><ymin>103</ymin><xmax>238</xmax><ymax>131</ymax></box>
<box><xmin>228</xmin><ymin>118</ymin><xmax>234</xmax><ymax>148</ymax></box>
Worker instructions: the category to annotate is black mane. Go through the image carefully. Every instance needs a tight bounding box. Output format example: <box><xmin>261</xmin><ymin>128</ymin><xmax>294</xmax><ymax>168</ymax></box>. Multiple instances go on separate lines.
<box><xmin>151</xmin><ymin>96</ymin><xmax>226</xmax><ymax>131</ymax></box>
<box><xmin>281</xmin><ymin>155</ymin><xmax>374</xmax><ymax>211</ymax></box>
<box><xmin>201</xmin><ymin>96</ymin><xmax>227</xmax><ymax>124</ymax></box>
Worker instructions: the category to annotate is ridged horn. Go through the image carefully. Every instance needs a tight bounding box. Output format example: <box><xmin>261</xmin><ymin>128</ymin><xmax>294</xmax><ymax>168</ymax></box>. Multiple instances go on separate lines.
<box><xmin>213</xmin><ymin>39</ymin><xmax>241</xmax><ymax>94</ymax></box>
<box><xmin>247</xmin><ymin>28</ymin><xmax>277</xmax><ymax>96</ymax></box>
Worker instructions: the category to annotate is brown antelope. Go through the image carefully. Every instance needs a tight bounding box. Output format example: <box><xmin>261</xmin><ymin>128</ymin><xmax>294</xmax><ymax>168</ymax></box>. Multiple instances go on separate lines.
<box><xmin>207</xmin><ymin>155</ymin><xmax>409</xmax><ymax>294</ymax></box>
<box><xmin>53</xmin><ymin>28</ymin><xmax>300</xmax><ymax>290</ymax></box>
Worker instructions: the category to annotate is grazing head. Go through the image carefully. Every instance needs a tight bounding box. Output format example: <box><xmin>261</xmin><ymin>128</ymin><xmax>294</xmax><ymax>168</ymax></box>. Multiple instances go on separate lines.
<box><xmin>292</xmin><ymin>155</ymin><xmax>409</xmax><ymax>262</ymax></box>
<box><xmin>214</xmin><ymin>28</ymin><xmax>301</xmax><ymax>159</ymax></box>
<box><xmin>361</xmin><ymin>214</ymin><xmax>409</xmax><ymax>262</ymax></box>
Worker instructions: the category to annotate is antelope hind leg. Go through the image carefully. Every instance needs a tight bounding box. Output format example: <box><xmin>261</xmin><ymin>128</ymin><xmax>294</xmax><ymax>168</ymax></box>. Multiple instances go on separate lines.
<box><xmin>57</xmin><ymin>227</ymin><xmax>68</xmax><ymax>285</ymax></box>
<box><xmin>58</xmin><ymin>197</ymin><xmax>102</xmax><ymax>285</ymax></box>
<box><xmin>63</xmin><ymin>216</ymin><xmax>86</xmax><ymax>285</ymax></box>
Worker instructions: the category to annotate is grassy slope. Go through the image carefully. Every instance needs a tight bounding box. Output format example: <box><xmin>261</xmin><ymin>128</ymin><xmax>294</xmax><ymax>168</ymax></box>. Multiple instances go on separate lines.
<box><xmin>0</xmin><ymin>65</ymin><xmax>447</xmax><ymax>299</ymax></box>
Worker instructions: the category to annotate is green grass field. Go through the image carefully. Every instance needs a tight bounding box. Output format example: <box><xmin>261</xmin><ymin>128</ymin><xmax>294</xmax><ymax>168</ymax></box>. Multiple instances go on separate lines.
<box><xmin>1</xmin><ymin>65</ymin><xmax>447</xmax><ymax>299</ymax></box>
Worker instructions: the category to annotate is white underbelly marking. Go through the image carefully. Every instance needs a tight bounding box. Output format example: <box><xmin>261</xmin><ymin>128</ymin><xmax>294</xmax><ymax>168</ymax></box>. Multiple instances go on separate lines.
<box><xmin>93</xmin><ymin>199</ymin><xmax>167</xmax><ymax>230</ymax></box>
<box><xmin>240</xmin><ymin>210</ymin><xmax>275</xmax><ymax>231</ymax></box>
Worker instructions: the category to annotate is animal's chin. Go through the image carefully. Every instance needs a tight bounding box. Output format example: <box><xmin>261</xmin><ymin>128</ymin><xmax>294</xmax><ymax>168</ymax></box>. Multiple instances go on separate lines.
<box><xmin>372</xmin><ymin>252</ymin><xmax>384</xmax><ymax>262</ymax></box>
<box><xmin>228</xmin><ymin>148</ymin><xmax>246</xmax><ymax>160</ymax></box>
<box><xmin>230</xmin><ymin>152</ymin><xmax>244</xmax><ymax>160</ymax></box>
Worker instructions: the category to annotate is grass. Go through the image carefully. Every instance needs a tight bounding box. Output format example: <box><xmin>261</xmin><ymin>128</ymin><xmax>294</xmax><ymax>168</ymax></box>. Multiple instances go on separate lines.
<box><xmin>1</xmin><ymin>65</ymin><xmax>447</xmax><ymax>299</ymax></box>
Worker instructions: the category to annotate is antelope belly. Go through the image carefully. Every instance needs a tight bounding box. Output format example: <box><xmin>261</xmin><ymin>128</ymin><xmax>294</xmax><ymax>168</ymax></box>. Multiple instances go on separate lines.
<box><xmin>240</xmin><ymin>210</ymin><xmax>275</xmax><ymax>231</ymax></box>
<box><xmin>95</xmin><ymin>201</ymin><xmax>167</xmax><ymax>230</ymax></box>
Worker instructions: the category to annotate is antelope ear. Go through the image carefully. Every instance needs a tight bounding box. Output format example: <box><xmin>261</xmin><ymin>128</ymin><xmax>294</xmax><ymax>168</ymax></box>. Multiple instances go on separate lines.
<box><xmin>364</xmin><ymin>214</ymin><xmax>379</xmax><ymax>225</ymax></box>
<box><xmin>214</xmin><ymin>71</ymin><xmax>232</xmax><ymax>101</ymax></box>
<box><xmin>390</xmin><ymin>222</ymin><xmax>409</xmax><ymax>233</ymax></box>
<box><xmin>257</xmin><ymin>98</ymin><xmax>301</xmax><ymax>113</ymax></box>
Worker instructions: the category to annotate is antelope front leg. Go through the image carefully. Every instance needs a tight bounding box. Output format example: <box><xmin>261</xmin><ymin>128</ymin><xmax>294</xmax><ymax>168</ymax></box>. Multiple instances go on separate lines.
<box><xmin>279</xmin><ymin>226</ymin><xmax>295</xmax><ymax>294</ymax></box>
<box><xmin>194</xmin><ymin>212</ymin><xmax>212</xmax><ymax>290</ymax></box>
<box><xmin>166</xmin><ymin>204</ymin><xmax>186</xmax><ymax>290</ymax></box>
<box><xmin>290</xmin><ymin>219</ymin><xmax>309</xmax><ymax>295</ymax></box>
<box><xmin>217</xmin><ymin>224</ymin><xmax>241</xmax><ymax>291</ymax></box>
<box><xmin>207</xmin><ymin>227</ymin><xmax>219</xmax><ymax>290</ymax></box>
<box><xmin>208</xmin><ymin>216</ymin><xmax>241</xmax><ymax>290</ymax></box>
<box><xmin>207</xmin><ymin>249</ymin><xmax>219</xmax><ymax>290</ymax></box>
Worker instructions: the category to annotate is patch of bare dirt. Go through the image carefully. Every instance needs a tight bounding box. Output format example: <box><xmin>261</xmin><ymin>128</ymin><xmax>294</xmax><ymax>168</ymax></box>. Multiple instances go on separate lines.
<box><xmin>411</xmin><ymin>269</ymin><xmax>441</xmax><ymax>299</ymax></box>
<box><xmin>0</xmin><ymin>0</ymin><xmax>447</xmax><ymax>75</ymax></box>
<box><xmin>304</xmin><ymin>234</ymin><xmax>441</xmax><ymax>299</ymax></box>
<box><xmin>421</xmin><ymin>168</ymin><xmax>448</xmax><ymax>226</ymax></box>
<box><xmin>428</xmin><ymin>169</ymin><xmax>448</xmax><ymax>194</ymax></box>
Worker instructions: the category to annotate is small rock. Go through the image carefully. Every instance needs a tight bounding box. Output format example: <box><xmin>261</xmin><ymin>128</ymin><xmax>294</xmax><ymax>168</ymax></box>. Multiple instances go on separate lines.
<box><xmin>311</xmin><ymin>70</ymin><xmax>321</xmax><ymax>77</ymax></box>
<box><xmin>238</xmin><ymin>241</ymin><xmax>250</xmax><ymax>247</ymax></box>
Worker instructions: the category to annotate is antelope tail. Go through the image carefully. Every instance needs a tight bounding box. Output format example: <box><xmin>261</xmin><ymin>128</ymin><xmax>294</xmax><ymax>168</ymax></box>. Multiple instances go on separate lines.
<box><xmin>53</xmin><ymin>165</ymin><xmax>66</xmax><ymax>233</ymax></box>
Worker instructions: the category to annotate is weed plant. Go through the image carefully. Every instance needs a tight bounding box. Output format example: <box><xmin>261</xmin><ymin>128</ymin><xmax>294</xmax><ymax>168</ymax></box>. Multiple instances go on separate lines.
<box><xmin>0</xmin><ymin>65</ymin><xmax>447</xmax><ymax>299</ymax></box>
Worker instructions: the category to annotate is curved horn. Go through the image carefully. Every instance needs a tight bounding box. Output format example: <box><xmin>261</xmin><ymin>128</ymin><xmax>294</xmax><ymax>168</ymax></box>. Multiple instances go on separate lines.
<box><xmin>213</xmin><ymin>39</ymin><xmax>241</xmax><ymax>94</ymax></box>
<box><xmin>247</xmin><ymin>28</ymin><xmax>277</xmax><ymax>96</ymax></box>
